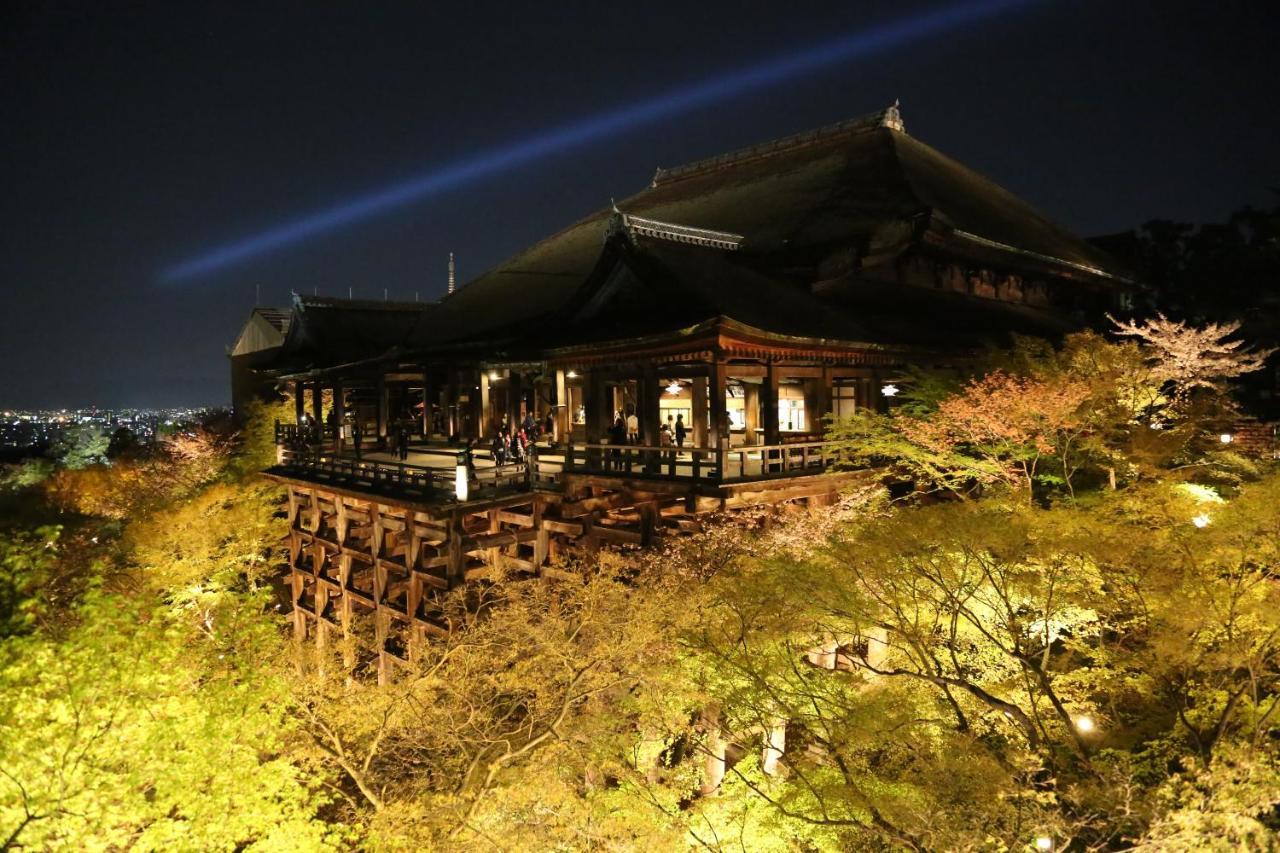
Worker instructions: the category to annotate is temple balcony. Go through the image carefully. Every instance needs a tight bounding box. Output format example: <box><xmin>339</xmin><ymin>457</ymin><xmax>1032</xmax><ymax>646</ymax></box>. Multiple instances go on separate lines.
<box><xmin>269</xmin><ymin>422</ymin><xmax>859</xmax><ymax>507</ymax></box>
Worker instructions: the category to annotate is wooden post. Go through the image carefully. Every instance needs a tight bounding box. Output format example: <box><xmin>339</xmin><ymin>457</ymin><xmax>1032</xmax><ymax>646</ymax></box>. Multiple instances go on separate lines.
<box><xmin>509</xmin><ymin>370</ymin><xmax>524</xmax><ymax>427</ymax></box>
<box><xmin>421</xmin><ymin>370</ymin><xmax>432</xmax><ymax>437</ymax></box>
<box><xmin>479</xmin><ymin>370</ymin><xmax>492</xmax><ymax>438</ymax></box>
<box><xmin>708</xmin><ymin>361</ymin><xmax>727</xmax><ymax>460</ymax></box>
<box><xmin>338</xmin><ymin>555</ymin><xmax>355</xmax><ymax>675</ymax></box>
<box><xmin>818</xmin><ymin>366</ymin><xmax>833</xmax><ymax>431</ymax></box>
<box><xmin>554</xmin><ymin>369</ymin><xmax>569</xmax><ymax>443</ymax></box>
<box><xmin>333</xmin><ymin>381</ymin><xmax>345</xmax><ymax>452</ymax></box>
<box><xmin>376</xmin><ymin>373</ymin><xmax>389</xmax><ymax>448</ymax></box>
<box><xmin>446</xmin><ymin>511</ymin><xmax>465</xmax><ymax>588</ymax></box>
<box><xmin>742</xmin><ymin>381</ymin><xmax>759</xmax><ymax>446</ymax></box>
<box><xmin>310</xmin><ymin>382</ymin><xmax>323</xmax><ymax>425</ymax></box>
<box><xmin>293</xmin><ymin>380</ymin><xmax>304</xmax><ymax>424</ymax></box>
<box><xmin>691</xmin><ymin>375</ymin><xmax>708</xmax><ymax>447</ymax></box>
<box><xmin>640</xmin><ymin>364</ymin><xmax>660</xmax><ymax>470</ymax></box>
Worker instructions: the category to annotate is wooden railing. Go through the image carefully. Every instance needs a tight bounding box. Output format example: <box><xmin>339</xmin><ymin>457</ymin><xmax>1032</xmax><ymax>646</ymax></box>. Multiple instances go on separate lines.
<box><xmin>276</xmin><ymin>421</ymin><xmax>336</xmax><ymax>445</ymax></box>
<box><xmin>560</xmin><ymin>439</ymin><xmax>849</xmax><ymax>484</ymax></box>
<box><xmin>273</xmin><ymin>423</ymin><xmax>853</xmax><ymax>496</ymax></box>
<box><xmin>276</xmin><ymin>447</ymin><xmax>529</xmax><ymax>500</ymax></box>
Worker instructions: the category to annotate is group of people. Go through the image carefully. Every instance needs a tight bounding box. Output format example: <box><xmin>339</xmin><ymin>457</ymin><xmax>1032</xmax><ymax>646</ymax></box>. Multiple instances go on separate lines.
<box><xmin>490</xmin><ymin>411</ymin><xmax>555</xmax><ymax>466</ymax></box>
<box><xmin>602</xmin><ymin>410</ymin><xmax>688</xmax><ymax>471</ymax></box>
<box><xmin>606</xmin><ymin>410</ymin><xmax>687</xmax><ymax>447</ymax></box>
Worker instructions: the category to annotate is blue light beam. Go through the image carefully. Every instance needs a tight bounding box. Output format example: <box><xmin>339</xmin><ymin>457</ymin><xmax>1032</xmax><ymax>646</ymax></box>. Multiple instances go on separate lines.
<box><xmin>162</xmin><ymin>0</ymin><xmax>1035</xmax><ymax>282</ymax></box>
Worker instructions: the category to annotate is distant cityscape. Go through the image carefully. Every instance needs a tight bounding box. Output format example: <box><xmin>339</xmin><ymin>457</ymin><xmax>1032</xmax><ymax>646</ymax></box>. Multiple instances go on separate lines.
<box><xmin>0</xmin><ymin>407</ymin><xmax>222</xmax><ymax>456</ymax></box>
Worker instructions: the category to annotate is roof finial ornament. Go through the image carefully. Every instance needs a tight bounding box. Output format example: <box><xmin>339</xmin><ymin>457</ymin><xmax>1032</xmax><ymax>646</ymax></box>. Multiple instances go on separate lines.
<box><xmin>881</xmin><ymin>99</ymin><xmax>905</xmax><ymax>133</ymax></box>
<box><xmin>447</xmin><ymin>252</ymin><xmax>456</xmax><ymax>295</ymax></box>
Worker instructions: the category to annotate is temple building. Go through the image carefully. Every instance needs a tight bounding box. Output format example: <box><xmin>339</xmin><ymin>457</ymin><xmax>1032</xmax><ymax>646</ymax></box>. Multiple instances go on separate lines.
<box><xmin>232</xmin><ymin>104</ymin><xmax>1132</xmax><ymax>675</ymax></box>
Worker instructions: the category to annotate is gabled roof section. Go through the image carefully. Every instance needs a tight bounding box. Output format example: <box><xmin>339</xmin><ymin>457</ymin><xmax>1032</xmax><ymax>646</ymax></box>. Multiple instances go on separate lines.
<box><xmin>229</xmin><ymin>306</ymin><xmax>291</xmax><ymax>357</ymax></box>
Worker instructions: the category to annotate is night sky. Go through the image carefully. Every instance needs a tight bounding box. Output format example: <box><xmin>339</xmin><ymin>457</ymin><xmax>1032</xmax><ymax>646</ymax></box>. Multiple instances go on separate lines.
<box><xmin>3</xmin><ymin>1</ymin><xmax>1277</xmax><ymax>409</ymax></box>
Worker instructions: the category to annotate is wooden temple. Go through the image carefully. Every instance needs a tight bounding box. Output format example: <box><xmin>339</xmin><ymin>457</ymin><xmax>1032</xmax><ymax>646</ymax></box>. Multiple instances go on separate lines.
<box><xmin>235</xmin><ymin>103</ymin><xmax>1131</xmax><ymax>678</ymax></box>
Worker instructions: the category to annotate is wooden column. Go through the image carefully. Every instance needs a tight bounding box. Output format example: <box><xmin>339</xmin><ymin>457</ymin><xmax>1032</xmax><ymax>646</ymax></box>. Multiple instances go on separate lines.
<box><xmin>640</xmin><ymin>365</ymin><xmax>660</xmax><ymax>446</ymax></box>
<box><xmin>293</xmin><ymin>380</ymin><xmax>304</xmax><ymax>424</ymax></box>
<box><xmin>333</xmin><ymin>381</ymin><xmax>345</xmax><ymax>452</ymax></box>
<box><xmin>818</xmin><ymin>366</ymin><xmax>833</xmax><ymax>434</ymax></box>
<box><xmin>443</xmin><ymin>374</ymin><xmax>457</xmax><ymax>438</ymax></box>
<box><xmin>421</xmin><ymin>371</ymin><xmax>432</xmax><ymax>436</ymax></box>
<box><xmin>708</xmin><ymin>362</ymin><xmax>728</xmax><ymax>451</ymax></box>
<box><xmin>762</xmin><ymin>363</ymin><xmax>780</xmax><ymax>445</ymax></box>
<box><xmin>376</xmin><ymin>374</ymin><xmax>389</xmax><ymax>447</ymax></box>
<box><xmin>554</xmin><ymin>369</ymin><xmax>569</xmax><ymax>443</ymax></box>
<box><xmin>691</xmin><ymin>376</ymin><xmax>708</xmax><ymax>447</ymax></box>
<box><xmin>310</xmin><ymin>382</ymin><xmax>322</xmax><ymax>424</ymax></box>
<box><xmin>478</xmin><ymin>370</ymin><xmax>492</xmax><ymax>437</ymax></box>
<box><xmin>742</xmin><ymin>382</ymin><xmax>759</xmax><ymax>446</ymax></box>
<box><xmin>468</xmin><ymin>368</ymin><xmax>484</xmax><ymax>440</ymax></box>
<box><xmin>508</xmin><ymin>370</ymin><xmax>524</xmax><ymax>427</ymax></box>
<box><xmin>445</xmin><ymin>511</ymin><xmax>465</xmax><ymax>588</ymax></box>
<box><xmin>585</xmin><ymin>370</ymin><xmax>611</xmax><ymax>443</ymax></box>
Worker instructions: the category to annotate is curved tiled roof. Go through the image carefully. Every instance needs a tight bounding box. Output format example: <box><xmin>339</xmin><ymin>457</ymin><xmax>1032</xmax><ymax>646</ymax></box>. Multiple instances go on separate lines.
<box><xmin>406</xmin><ymin>106</ymin><xmax>1128</xmax><ymax>352</ymax></box>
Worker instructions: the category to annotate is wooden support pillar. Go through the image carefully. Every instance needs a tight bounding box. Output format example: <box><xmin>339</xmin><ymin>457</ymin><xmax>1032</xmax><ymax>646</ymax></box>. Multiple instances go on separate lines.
<box><xmin>478</xmin><ymin>370</ymin><xmax>492</xmax><ymax>438</ymax></box>
<box><xmin>533</xmin><ymin>503</ymin><xmax>549</xmax><ymax>570</ymax></box>
<box><xmin>762</xmin><ymin>363</ymin><xmax>780</xmax><ymax>445</ymax></box>
<box><xmin>554</xmin><ymin>369</ymin><xmax>569</xmax><ymax>443</ymax></box>
<box><xmin>445</xmin><ymin>511</ymin><xmax>465</xmax><ymax>588</ymax></box>
<box><xmin>333</xmin><ymin>381</ymin><xmax>345</xmax><ymax>452</ymax></box>
<box><xmin>443</xmin><ymin>374</ymin><xmax>457</xmax><ymax>438</ymax></box>
<box><xmin>708</xmin><ymin>362</ymin><xmax>728</xmax><ymax>474</ymax></box>
<box><xmin>314</xmin><ymin>572</ymin><xmax>330</xmax><ymax>676</ymax></box>
<box><xmin>376</xmin><ymin>374</ymin><xmax>389</xmax><ymax>447</ymax></box>
<box><xmin>374</xmin><ymin>578</ymin><xmax>389</xmax><ymax>686</ymax></box>
<box><xmin>421</xmin><ymin>371</ymin><xmax>432</xmax><ymax>436</ymax></box>
<box><xmin>310</xmin><ymin>382</ymin><xmax>323</xmax><ymax>424</ymax></box>
<box><xmin>509</xmin><ymin>370</ymin><xmax>524</xmax><ymax>427</ymax></box>
<box><xmin>742</xmin><ymin>382</ymin><xmax>759</xmax><ymax>446</ymax></box>
<box><xmin>585</xmin><ymin>369</ymin><xmax>610</xmax><ymax>438</ymax></box>
<box><xmin>639</xmin><ymin>365</ymin><xmax>660</xmax><ymax>446</ymax></box>
<box><xmin>290</xmin><ymin>568</ymin><xmax>306</xmax><ymax>643</ymax></box>
<box><xmin>294</xmin><ymin>380</ymin><xmax>304</xmax><ymax>424</ymax></box>
<box><xmin>486</xmin><ymin>509</ymin><xmax>501</xmax><ymax>570</ymax></box>
<box><xmin>818</xmin><ymin>366</ymin><xmax>832</xmax><ymax>434</ymax></box>
<box><xmin>691</xmin><ymin>376</ymin><xmax>708</xmax><ymax>447</ymax></box>
<box><xmin>338</xmin><ymin>555</ymin><xmax>355</xmax><ymax>675</ymax></box>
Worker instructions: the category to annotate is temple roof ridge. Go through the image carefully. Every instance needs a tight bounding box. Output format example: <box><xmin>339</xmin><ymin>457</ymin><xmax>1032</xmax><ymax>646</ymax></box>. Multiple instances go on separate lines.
<box><xmin>651</xmin><ymin>101</ymin><xmax>904</xmax><ymax>187</ymax></box>
<box><xmin>290</xmin><ymin>292</ymin><xmax>430</xmax><ymax>312</ymax></box>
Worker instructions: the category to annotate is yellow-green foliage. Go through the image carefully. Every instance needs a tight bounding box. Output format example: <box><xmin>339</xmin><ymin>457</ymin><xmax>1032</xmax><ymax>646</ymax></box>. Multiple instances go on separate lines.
<box><xmin>0</xmin><ymin>588</ymin><xmax>336</xmax><ymax>851</ymax></box>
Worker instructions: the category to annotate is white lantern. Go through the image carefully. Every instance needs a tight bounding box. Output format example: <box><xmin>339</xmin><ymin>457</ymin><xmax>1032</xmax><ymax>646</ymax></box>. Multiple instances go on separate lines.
<box><xmin>881</xmin><ymin>384</ymin><xmax>900</xmax><ymax>397</ymax></box>
<box><xmin>1219</xmin><ymin>433</ymin><xmax>1233</xmax><ymax>444</ymax></box>
<box><xmin>455</xmin><ymin>451</ymin><xmax>469</xmax><ymax>502</ymax></box>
